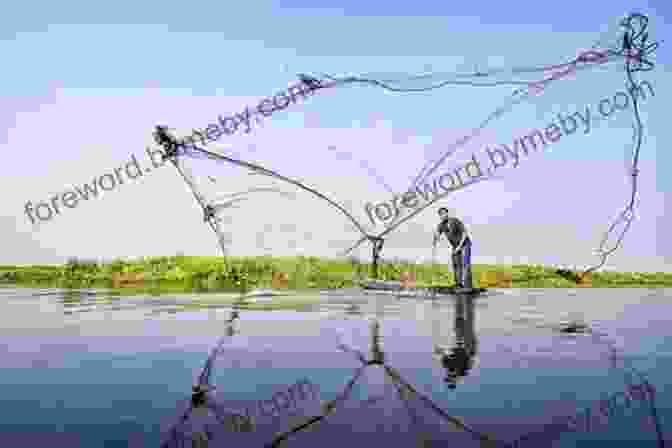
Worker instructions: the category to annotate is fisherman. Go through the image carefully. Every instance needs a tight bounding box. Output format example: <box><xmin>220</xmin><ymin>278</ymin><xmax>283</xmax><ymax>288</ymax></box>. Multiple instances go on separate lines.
<box><xmin>432</xmin><ymin>207</ymin><xmax>473</xmax><ymax>290</ymax></box>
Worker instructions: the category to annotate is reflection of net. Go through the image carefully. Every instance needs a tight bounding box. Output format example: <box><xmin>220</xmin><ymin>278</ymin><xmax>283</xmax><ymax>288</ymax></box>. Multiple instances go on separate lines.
<box><xmin>158</xmin><ymin>291</ymin><xmax>666</xmax><ymax>448</ymax></box>
<box><xmin>265</xmin><ymin>319</ymin><xmax>503</xmax><ymax>448</ymax></box>
<box><xmin>160</xmin><ymin>306</ymin><xmax>244</xmax><ymax>447</ymax></box>
<box><xmin>566</xmin><ymin>325</ymin><xmax>666</xmax><ymax>447</ymax></box>
<box><xmin>159</xmin><ymin>307</ymin><xmax>504</xmax><ymax>447</ymax></box>
<box><xmin>507</xmin><ymin>317</ymin><xmax>665</xmax><ymax>448</ymax></box>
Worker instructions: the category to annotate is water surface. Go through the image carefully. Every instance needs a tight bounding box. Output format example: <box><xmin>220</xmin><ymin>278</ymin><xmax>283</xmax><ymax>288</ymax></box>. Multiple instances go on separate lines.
<box><xmin>0</xmin><ymin>286</ymin><xmax>669</xmax><ymax>447</ymax></box>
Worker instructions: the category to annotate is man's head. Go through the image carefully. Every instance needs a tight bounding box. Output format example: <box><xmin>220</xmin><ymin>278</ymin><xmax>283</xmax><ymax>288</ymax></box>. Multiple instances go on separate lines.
<box><xmin>438</xmin><ymin>207</ymin><xmax>450</xmax><ymax>219</ymax></box>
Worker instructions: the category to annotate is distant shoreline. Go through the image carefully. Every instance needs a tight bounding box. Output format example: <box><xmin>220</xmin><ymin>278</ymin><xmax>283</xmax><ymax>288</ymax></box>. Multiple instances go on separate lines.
<box><xmin>1</xmin><ymin>256</ymin><xmax>671</xmax><ymax>292</ymax></box>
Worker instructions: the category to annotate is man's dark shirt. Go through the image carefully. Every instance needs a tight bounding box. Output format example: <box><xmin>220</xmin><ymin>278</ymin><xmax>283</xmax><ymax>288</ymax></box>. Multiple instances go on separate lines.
<box><xmin>436</xmin><ymin>217</ymin><xmax>468</xmax><ymax>250</ymax></box>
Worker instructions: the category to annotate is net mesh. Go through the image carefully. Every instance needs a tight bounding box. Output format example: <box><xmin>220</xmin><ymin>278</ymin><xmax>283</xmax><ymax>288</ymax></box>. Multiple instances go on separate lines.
<box><xmin>154</xmin><ymin>9</ymin><xmax>656</xmax><ymax>274</ymax></box>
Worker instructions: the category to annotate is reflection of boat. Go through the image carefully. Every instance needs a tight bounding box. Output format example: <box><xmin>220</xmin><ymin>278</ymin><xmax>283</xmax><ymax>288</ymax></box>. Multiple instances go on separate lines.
<box><xmin>359</xmin><ymin>280</ymin><xmax>487</xmax><ymax>296</ymax></box>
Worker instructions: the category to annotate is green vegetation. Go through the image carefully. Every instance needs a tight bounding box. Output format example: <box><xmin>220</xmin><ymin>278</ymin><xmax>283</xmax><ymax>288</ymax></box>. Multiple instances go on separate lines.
<box><xmin>0</xmin><ymin>255</ymin><xmax>671</xmax><ymax>294</ymax></box>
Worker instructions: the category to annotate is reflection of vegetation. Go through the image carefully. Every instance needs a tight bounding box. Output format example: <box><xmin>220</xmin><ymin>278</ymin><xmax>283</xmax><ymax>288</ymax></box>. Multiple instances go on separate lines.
<box><xmin>1</xmin><ymin>257</ymin><xmax>671</xmax><ymax>291</ymax></box>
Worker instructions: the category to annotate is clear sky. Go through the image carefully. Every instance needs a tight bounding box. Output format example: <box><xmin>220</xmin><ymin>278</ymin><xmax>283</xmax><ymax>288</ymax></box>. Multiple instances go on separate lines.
<box><xmin>1</xmin><ymin>0</ymin><xmax>670</xmax><ymax>272</ymax></box>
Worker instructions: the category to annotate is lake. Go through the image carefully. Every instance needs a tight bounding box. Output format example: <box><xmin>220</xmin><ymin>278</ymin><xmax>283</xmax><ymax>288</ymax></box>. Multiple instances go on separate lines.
<box><xmin>0</xmin><ymin>286</ymin><xmax>669</xmax><ymax>447</ymax></box>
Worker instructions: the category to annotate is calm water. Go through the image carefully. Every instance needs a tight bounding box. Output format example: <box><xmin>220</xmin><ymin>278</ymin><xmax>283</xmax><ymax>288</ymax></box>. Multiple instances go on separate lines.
<box><xmin>0</xmin><ymin>286</ymin><xmax>670</xmax><ymax>447</ymax></box>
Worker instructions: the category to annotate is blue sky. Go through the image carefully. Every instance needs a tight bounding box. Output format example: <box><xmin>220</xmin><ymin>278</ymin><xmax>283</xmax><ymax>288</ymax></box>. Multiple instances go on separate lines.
<box><xmin>1</xmin><ymin>0</ymin><xmax>670</xmax><ymax>272</ymax></box>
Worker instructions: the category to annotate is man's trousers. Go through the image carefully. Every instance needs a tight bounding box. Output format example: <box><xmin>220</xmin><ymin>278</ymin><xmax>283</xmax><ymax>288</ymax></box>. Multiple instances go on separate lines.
<box><xmin>451</xmin><ymin>237</ymin><xmax>473</xmax><ymax>289</ymax></box>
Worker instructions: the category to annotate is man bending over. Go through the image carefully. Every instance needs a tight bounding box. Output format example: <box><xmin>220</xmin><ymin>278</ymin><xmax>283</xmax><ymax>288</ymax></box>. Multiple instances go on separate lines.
<box><xmin>432</xmin><ymin>207</ymin><xmax>473</xmax><ymax>290</ymax></box>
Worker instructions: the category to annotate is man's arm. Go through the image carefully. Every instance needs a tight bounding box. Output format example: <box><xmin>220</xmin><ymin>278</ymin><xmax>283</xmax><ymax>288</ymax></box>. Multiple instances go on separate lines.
<box><xmin>432</xmin><ymin>226</ymin><xmax>442</xmax><ymax>247</ymax></box>
<box><xmin>453</xmin><ymin>220</ymin><xmax>468</xmax><ymax>252</ymax></box>
<box><xmin>454</xmin><ymin>234</ymin><xmax>467</xmax><ymax>253</ymax></box>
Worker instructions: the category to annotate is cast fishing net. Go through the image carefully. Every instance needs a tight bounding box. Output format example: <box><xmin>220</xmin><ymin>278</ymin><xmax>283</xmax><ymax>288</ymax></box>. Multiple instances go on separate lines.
<box><xmin>153</xmin><ymin>12</ymin><xmax>659</xmax><ymax>279</ymax></box>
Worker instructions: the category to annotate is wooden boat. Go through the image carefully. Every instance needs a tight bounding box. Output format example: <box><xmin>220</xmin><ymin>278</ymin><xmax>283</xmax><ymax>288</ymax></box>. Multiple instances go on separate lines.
<box><xmin>429</xmin><ymin>285</ymin><xmax>488</xmax><ymax>296</ymax></box>
<box><xmin>359</xmin><ymin>279</ymin><xmax>406</xmax><ymax>291</ymax></box>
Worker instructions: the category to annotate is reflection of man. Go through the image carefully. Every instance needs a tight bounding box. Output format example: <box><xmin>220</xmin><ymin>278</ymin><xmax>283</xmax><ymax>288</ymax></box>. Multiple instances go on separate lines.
<box><xmin>436</xmin><ymin>297</ymin><xmax>478</xmax><ymax>389</ymax></box>
<box><xmin>432</xmin><ymin>208</ymin><xmax>473</xmax><ymax>290</ymax></box>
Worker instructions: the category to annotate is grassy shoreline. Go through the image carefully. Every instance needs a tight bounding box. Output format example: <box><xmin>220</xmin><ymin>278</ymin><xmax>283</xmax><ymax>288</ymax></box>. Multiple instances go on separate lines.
<box><xmin>1</xmin><ymin>255</ymin><xmax>671</xmax><ymax>293</ymax></box>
